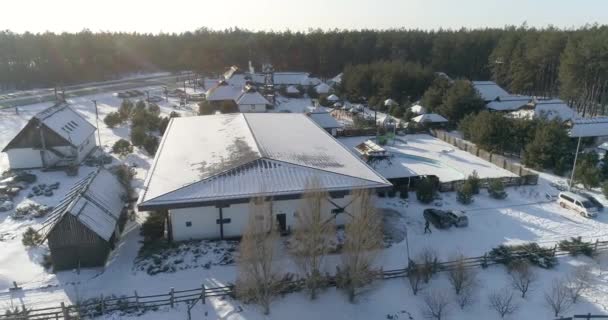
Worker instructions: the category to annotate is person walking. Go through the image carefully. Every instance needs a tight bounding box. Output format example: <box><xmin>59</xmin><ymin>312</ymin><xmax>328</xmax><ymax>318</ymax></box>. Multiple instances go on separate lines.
<box><xmin>424</xmin><ymin>220</ymin><xmax>432</xmax><ymax>234</ymax></box>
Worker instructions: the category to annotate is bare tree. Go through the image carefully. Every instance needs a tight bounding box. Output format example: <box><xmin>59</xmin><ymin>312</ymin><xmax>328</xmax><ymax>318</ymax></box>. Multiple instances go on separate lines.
<box><xmin>456</xmin><ymin>285</ymin><xmax>476</xmax><ymax>310</ymax></box>
<box><xmin>407</xmin><ymin>261</ymin><xmax>425</xmax><ymax>295</ymax></box>
<box><xmin>545</xmin><ymin>280</ymin><xmax>572</xmax><ymax>317</ymax></box>
<box><xmin>566</xmin><ymin>265</ymin><xmax>593</xmax><ymax>304</ymax></box>
<box><xmin>419</xmin><ymin>248</ymin><xmax>439</xmax><ymax>283</ymax></box>
<box><xmin>448</xmin><ymin>255</ymin><xmax>477</xmax><ymax>295</ymax></box>
<box><xmin>337</xmin><ymin>188</ymin><xmax>383</xmax><ymax>303</ymax></box>
<box><xmin>488</xmin><ymin>288</ymin><xmax>518</xmax><ymax>319</ymax></box>
<box><xmin>509</xmin><ymin>261</ymin><xmax>537</xmax><ymax>298</ymax></box>
<box><xmin>421</xmin><ymin>290</ymin><xmax>450</xmax><ymax>320</ymax></box>
<box><xmin>291</xmin><ymin>177</ymin><xmax>335</xmax><ymax>300</ymax></box>
<box><xmin>236</xmin><ymin>197</ymin><xmax>281</xmax><ymax>315</ymax></box>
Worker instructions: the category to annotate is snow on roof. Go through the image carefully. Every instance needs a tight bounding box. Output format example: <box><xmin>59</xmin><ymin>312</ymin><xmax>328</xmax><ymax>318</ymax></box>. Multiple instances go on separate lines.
<box><xmin>139</xmin><ymin>113</ymin><xmax>390</xmax><ymax>209</ymax></box>
<box><xmin>384</xmin><ymin>99</ymin><xmax>397</xmax><ymax>106</ymax></box>
<box><xmin>410</xmin><ymin>104</ymin><xmax>427</xmax><ymax>115</ymax></box>
<box><xmin>569</xmin><ymin>117</ymin><xmax>608</xmax><ymax>138</ymax></box>
<box><xmin>308</xmin><ymin>112</ymin><xmax>342</xmax><ymax>129</ymax></box>
<box><xmin>327</xmin><ymin>94</ymin><xmax>340</xmax><ymax>102</ymax></box>
<box><xmin>286</xmin><ymin>85</ymin><xmax>300</xmax><ymax>94</ymax></box>
<box><xmin>315</xmin><ymin>83</ymin><xmax>331</xmax><ymax>94</ymax></box>
<box><xmin>34</xmin><ymin>103</ymin><xmax>96</xmax><ymax>146</ymax></box>
<box><xmin>236</xmin><ymin>91</ymin><xmax>269</xmax><ymax>105</ymax></box>
<box><xmin>486</xmin><ymin>95</ymin><xmax>532</xmax><ymax>111</ymax></box>
<box><xmin>329</xmin><ymin>73</ymin><xmax>342</xmax><ymax>85</ymax></box>
<box><xmin>303</xmin><ymin>77</ymin><xmax>322</xmax><ymax>86</ymax></box>
<box><xmin>41</xmin><ymin>168</ymin><xmax>125</xmax><ymax>241</ymax></box>
<box><xmin>533</xmin><ymin>99</ymin><xmax>578</xmax><ymax>121</ymax></box>
<box><xmin>412</xmin><ymin>113</ymin><xmax>448</xmax><ymax>123</ymax></box>
<box><xmin>472</xmin><ymin>81</ymin><xmax>510</xmax><ymax>102</ymax></box>
<box><xmin>205</xmin><ymin>85</ymin><xmax>241</xmax><ymax>101</ymax></box>
<box><xmin>273</xmin><ymin>72</ymin><xmax>310</xmax><ymax>85</ymax></box>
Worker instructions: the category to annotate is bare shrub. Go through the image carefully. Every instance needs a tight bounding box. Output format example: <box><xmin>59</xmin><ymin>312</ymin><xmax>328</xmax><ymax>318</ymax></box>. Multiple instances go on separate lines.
<box><xmin>488</xmin><ymin>288</ymin><xmax>518</xmax><ymax>319</ymax></box>
<box><xmin>419</xmin><ymin>248</ymin><xmax>439</xmax><ymax>283</ymax></box>
<box><xmin>291</xmin><ymin>177</ymin><xmax>335</xmax><ymax>300</ymax></box>
<box><xmin>544</xmin><ymin>280</ymin><xmax>571</xmax><ymax>317</ymax></box>
<box><xmin>448</xmin><ymin>255</ymin><xmax>477</xmax><ymax>295</ymax></box>
<box><xmin>566</xmin><ymin>265</ymin><xmax>593</xmax><ymax>304</ymax></box>
<box><xmin>407</xmin><ymin>262</ymin><xmax>425</xmax><ymax>295</ymax></box>
<box><xmin>236</xmin><ymin>197</ymin><xmax>281</xmax><ymax>315</ymax></box>
<box><xmin>337</xmin><ymin>189</ymin><xmax>383</xmax><ymax>303</ymax></box>
<box><xmin>421</xmin><ymin>290</ymin><xmax>450</xmax><ymax>320</ymax></box>
<box><xmin>509</xmin><ymin>260</ymin><xmax>537</xmax><ymax>298</ymax></box>
<box><xmin>456</xmin><ymin>285</ymin><xmax>476</xmax><ymax>310</ymax></box>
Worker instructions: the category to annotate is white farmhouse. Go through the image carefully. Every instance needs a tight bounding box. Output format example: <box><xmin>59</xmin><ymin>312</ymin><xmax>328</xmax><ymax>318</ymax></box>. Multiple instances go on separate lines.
<box><xmin>2</xmin><ymin>103</ymin><xmax>97</xmax><ymax>169</ymax></box>
<box><xmin>138</xmin><ymin>113</ymin><xmax>391</xmax><ymax>241</ymax></box>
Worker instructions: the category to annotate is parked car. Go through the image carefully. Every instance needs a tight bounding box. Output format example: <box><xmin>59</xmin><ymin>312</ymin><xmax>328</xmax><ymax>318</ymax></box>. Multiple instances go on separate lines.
<box><xmin>423</xmin><ymin>209</ymin><xmax>468</xmax><ymax>229</ymax></box>
<box><xmin>577</xmin><ymin>192</ymin><xmax>604</xmax><ymax>212</ymax></box>
<box><xmin>557</xmin><ymin>191</ymin><xmax>598</xmax><ymax>218</ymax></box>
<box><xmin>148</xmin><ymin>96</ymin><xmax>163</xmax><ymax>103</ymax></box>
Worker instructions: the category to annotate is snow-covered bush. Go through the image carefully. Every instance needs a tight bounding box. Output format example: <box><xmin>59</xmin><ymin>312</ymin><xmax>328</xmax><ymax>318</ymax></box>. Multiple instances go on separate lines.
<box><xmin>488</xmin><ymin>179</ymin><xmax>508</xmax><ymax>199</ymax></box>
<box><xmin>558</xmin><ymin>237</ymin><xmax>594</xmax><ymax>257</ymax></box>
<box><xmin>141</xmin><ymin>211</ymin><xmax>167</xmax><ymax>242</ymax></box>
<box><xmin>143</xmin><ymin>135</ymin><xmax>159</xmax><ymax>156</ymax></box>
<box><xmin>466</xmin><ymin>171</ymin><xmax>480</xmax><ymax>194</ymax></box>
<box><xmin>22</xmin><ymin>227</ymin><xmax>41</xmax><ymax>247</ymax></box>
<box><xmin>112</xmin><ymin>139</ymin><xmax>133</xmax><ymax>157</ymax></box>
<box><xmin>130</xmin><ymin>125</ymin><xmax>147</xmax><ymax>146</ymax></box>
<box><xmin>457</xmin><ymin>181</ymin><xmax>474</xmax><ymax>205</ymax></box>
<box><xmin>416</xmin><ymin>177</ymin><xmax>437</xmax><ymax>204</ymax></box>
<box><xmin>103</xmin><ymin>112</ymin><xmax>122</xmax><ymax>128</ymax></box>
<box><xmin>488</xmin><ymin>243</ymin><xmax>557</xmax><ymax>269</ymax></box>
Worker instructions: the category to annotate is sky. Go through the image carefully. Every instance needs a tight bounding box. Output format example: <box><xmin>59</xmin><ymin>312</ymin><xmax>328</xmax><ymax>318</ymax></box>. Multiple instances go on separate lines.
<box><xmin>1</xmin><ymin>0</ymin><xmax>607</xmax><ymax>33</ymax></box>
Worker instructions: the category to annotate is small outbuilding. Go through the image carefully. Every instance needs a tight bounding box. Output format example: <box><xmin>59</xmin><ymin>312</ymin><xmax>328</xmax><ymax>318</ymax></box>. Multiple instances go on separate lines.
<box><xmin>2</xmin><ymin>103</ymin><xmax>98</xmax><ymax>169</ymax></box>
<box><xmin>384</xmin><ymin>99</ymin><xmax>398</xmax><ymax>107</ymax></box>
<box><xmin>412</xmin><ymin>113</ymin><xmax>449</xmax><ymax>127</ymax></box>
<box><xmin>327</xmin><ymin>94</ymin><xmax>340</xmax><ymax>102</ymax></box>
<box><xmin>409</xmin><ymin>104</ymin><xmax>427</xmax><ymax>115</ymax></box>
<box><xmin>40</xmin><ymin>168</ymin><xmax>127</xmax><ymax>271</ymax></box>
<box><xmin>308</xmin><ymin>111</ymin><xmax>342</xmax><ymax>136</ymax></box>
<box><xmin>315</xmin><ymin>83</ymin><xmax>331</xmax><ymax>95</ymax></box>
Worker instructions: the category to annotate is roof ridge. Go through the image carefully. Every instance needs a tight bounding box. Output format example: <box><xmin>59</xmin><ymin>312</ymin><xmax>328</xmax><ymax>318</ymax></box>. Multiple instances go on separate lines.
<box><xmin>141</xmin><ymin>158</ymin><xmax>389</xmax><ymax>206</ymax></box>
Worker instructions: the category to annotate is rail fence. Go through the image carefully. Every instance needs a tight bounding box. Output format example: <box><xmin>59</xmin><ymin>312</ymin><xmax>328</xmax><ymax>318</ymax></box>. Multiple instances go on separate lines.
<box><xmin>3</xmin><ymin>239</ymin><xmax>608</xmax><ymax>320</ymax></box>
<box><xmin>431</xmin><ymin>129</ymin><xmax>539</xmax><ymax>191</ymax></box>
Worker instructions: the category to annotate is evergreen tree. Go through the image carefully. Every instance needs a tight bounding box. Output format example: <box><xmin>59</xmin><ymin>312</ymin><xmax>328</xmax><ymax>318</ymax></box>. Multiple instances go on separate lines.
<box><xmin>524</xmin><ymin>120</ymin><xmax>573</xmax><ymax>171</ymax></box>
<box><xmin>437</xmin><ymin>80</ymin><xmax>485</xmax><ymax>122</ymax></box>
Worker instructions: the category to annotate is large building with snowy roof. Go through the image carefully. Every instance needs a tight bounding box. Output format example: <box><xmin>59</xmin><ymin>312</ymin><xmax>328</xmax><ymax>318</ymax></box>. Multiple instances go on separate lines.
<box><xmin>138</xmin><ymin>113</ymin><xmax>391</xmax><ymax>241</ymax></box>
<box><xmin>2</xmin><ymin>103</ymin><xmax>98</xmax><ymax>169</ymax></box>
<box><xmin>40</xmin><ymin>168</ymin><xmax>127</xmax><ymax>270</ymax></box>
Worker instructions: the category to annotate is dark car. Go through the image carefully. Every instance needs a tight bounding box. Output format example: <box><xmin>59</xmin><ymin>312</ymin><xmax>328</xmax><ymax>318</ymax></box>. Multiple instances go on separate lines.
<box><xmin>423</xmin><ymin>209</ymin><xmax>468</xmax><ymax>229</ymax></box>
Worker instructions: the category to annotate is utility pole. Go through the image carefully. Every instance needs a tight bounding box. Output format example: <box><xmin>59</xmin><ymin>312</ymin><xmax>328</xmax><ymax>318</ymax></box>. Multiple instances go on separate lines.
<box><xmin>569</xmin><ymin>136</ymin><xmax>582</xmax><ymax>191</ymax></box>
<box><xmin>163</xmin><ymin>86</ymin><xmax>168</xmax><ymax>102</ymax></box>
<box><xmin>92</xmin><ymin>100</ymin><xmax>102</xmax><ymax>151</ymax></box>
<box><xmin>145</xmin><ymin>90</ymin><xmax>150</xmax><ymax>103</ymax></box>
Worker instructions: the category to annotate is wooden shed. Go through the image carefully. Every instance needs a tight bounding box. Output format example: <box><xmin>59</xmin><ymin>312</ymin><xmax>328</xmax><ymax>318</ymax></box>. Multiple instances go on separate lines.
<box><xmin>40</xmin><ymin>168</ymin><xmax>127</xmax><ymax>271</ymax></box>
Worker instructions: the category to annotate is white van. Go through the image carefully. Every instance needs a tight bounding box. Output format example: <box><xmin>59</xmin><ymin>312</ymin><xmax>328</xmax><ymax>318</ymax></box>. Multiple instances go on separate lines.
<box><xmin>558</xmin><ymin>191</ymin><xmax>598</xmax><ymax>218</ymax></box>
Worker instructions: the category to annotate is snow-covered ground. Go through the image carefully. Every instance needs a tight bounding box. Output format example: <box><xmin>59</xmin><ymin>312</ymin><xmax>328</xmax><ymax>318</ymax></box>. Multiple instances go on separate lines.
<box><xmin>1</xmin><ymin>88</ymin><xmax>608</xmax><ymax>319</ymax></box>
<box><xmin>340</xmin><ymin>135</ymin><xmax>517</xmax><ymax>182</ymax></box>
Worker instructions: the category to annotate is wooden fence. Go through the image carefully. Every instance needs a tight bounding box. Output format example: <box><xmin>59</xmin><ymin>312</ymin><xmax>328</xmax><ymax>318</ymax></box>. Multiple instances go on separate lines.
<box><xmin>4</xmin><ymin>239</ymin><xmax>608</xmax><ymax>320</ymax></box>
<box><xmin>430</xmin><ymin>129</ymin><xmax>539</xmax><ymax>191</ymax></box>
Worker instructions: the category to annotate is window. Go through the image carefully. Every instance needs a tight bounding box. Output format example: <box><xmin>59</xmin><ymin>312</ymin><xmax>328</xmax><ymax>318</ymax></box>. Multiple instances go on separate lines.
<box><xmin>185</xmin><ymin>221</ymin><xmax>192</xmax><ymax>227</ymax></box>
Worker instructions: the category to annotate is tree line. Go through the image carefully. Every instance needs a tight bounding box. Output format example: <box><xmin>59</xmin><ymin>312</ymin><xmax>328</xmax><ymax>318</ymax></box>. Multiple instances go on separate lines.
<box><xmin>1</xmin><ymin>26</ymin><xmax>606</xmax><ymax>104</ymax></box>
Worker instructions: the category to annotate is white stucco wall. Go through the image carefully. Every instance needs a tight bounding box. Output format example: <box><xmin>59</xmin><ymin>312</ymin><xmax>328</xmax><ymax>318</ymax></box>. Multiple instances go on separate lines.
<box><xmin>169</xmin><ymin>194</ymin><xmax>356</xmax><ymax>241</ymax></box>
<box><xmin>6</xmin><ymin>148</ymin><xmax>43</xmax><ymax>169</ymax></box>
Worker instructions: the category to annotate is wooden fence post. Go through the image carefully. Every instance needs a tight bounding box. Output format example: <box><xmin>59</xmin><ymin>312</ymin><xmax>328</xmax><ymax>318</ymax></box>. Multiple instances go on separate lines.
<box><xmin>134</xmin><ymin>290</ymin><xmax>140</xmax><ymax>311</ymax></box>
<box><xmin>201</xmin><ymin>284</ymin><xmax>206</xmax><ymax>305</ymax></box>
<box><xmin>170</xmin><ymin>287</ymin><xmax>175</xmax><ymax>308</ymax></box>
<box><xmin>100</xmin><ymin>294</ymin><xmax>105</xmax><ymax>315</ymax></box>
<box><xmin>61</xmin><ymin>302</ymin><xmax>69</xmax><ymax>320</ymax></box>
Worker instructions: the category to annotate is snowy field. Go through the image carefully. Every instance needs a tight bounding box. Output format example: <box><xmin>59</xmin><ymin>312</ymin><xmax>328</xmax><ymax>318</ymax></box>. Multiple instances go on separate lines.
<box><xmin>1</xmin><ymin>89</ymin><xmax>608</xmax><ymax>319</ymax></box>
<box><xmin>340</xmin><ymin>135</ymin><xmax>517</xmax><ymax>182</ymax></box>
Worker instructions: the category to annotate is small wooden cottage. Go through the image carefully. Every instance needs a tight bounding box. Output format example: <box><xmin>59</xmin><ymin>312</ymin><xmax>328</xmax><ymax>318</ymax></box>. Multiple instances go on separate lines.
<box><xmin>40</xmin><ymin>168</ymin><xmax>126</xmax><ymax>271</ymax></box>
<box><xmin>2</xmin><ymin>103</ymin><xmax>97</xmax><ymax>169</ymax></box>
